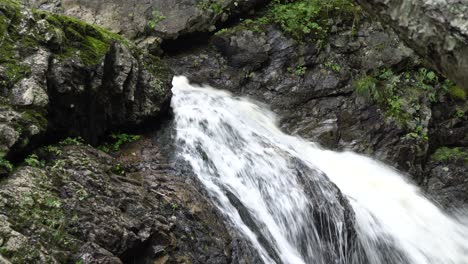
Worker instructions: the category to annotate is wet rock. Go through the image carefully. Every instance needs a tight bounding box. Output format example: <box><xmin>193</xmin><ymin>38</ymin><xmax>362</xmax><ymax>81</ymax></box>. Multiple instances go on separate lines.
<box><xmin>0</xmin><ymin>2</ymin><xmax>172</xmax><ymax>158</ymax></box>
<box><xmin>356</xmin><ymin>0</ymin><xmax>468</xmax><ymax>91</ymax></box>
<box><xmin>0</xmin><ymin>138</ymin><xmax>258</xmax><ymax>263</ymax></box>
<box><xmin>164</xmin><ymin>4</ymin><xmax>467</xmax><ymax>205</ymax></box>
<box><xmin>424</xmin><ymin>147</ymin><xmax>468</xmax><ymax>209</ymax></box>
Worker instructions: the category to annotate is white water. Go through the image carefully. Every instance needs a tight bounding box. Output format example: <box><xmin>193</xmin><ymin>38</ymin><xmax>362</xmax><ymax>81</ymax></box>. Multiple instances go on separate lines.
<box><xmin>171</xmin><ymin>76</ymin><xmax>468</xmax><ymax>264</ymax></box>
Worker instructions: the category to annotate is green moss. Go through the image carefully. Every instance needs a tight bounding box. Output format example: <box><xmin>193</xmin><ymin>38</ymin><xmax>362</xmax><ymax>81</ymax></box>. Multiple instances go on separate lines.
<box><xmin>431</xmin><ymin>147</ymin><xmax>468</xmax><ymax>163</ymax></box>
<box><xmin>448</xmin><ymin>85</ymin><xmax>466</xmax><ymax>101</ymax></box>
<box><xmin>44</xmin><ymin>13</ymin><xmax>130</xmax><ymax>65</ymax></box>
<box><xmin>21</xmin><ymin>110</ymin><xmax>48</xmax><ymax>131</ymax></box>
<box><xmin>7</xmin><ymin>185</ymin><xmax>76</xmax><ymax>262</ymax></box>
<box><xmin>1</xmin><ymin>1</ymin><xmax>133</xmax><ymax>72</ymax></box>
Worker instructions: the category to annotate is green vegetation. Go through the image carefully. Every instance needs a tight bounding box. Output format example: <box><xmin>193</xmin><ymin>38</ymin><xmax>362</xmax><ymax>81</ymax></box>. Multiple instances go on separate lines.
<box><xmin>353</xmin><ymin>67</ymin><xmax>447</xmax><ymax>141</ymax></box>
<box><xmin>287</xmin><ymin>65</ymin><xmax>307</xmax><ymax>76</ymax></box>
<box><xmin>147</xmin><ymin>9</ymin><xmax>166</xmax><ymax>29</ymax></box>
<box><xmin>0</xmin><ymin>157</ymin><xmax>13</xmax><ymax>172</ymax></box>
<box><xmin>3</xmin><ymin>169</ymin><xmax>76</xmax><ymax>263</ymax></box>
<box><xmin>442</xmin><ymin>80</ymin><xmax>466</xmax><ymax>101</ymax></box>
<box><xmin>431</xmin><ymin>147</ymin><xmax>468</xmax><ymax>163</ymax></box>
<box><xmin>24</xmin><ymin>154</ymin><xmax>44</xmax><ymax>167</ymax></box>
<box><xmin>216</xmin><ymin>0</ymin><xmax>362</xmax><ymax>42</ymax></box>
<box><xmin>44</xmin><ymin>145</ymin><xmax>63</xmax><ymax>156</ymax></box>
<box><xmin>198</xmin><ymin>0</ymin><xmax>226</xmax><ymax>15</ymax></box>
<box><xmin>112</xmin><ymin>163</ymin><xmax>126</xmax><ymax>175</ymax></box>
<box><xmin>325</xmin><ymin>61</ymin><xmax>341</xmax><ymax>72</ymax></box>
<box><xmin>268</xmin><ymin>0</ymin><xmax>361</xmax><ymax>41</ymax></box>
<box><xmin>60</xmin><ymin>137</ymin><xmax>84</xmax><ymax>146</ymax></box>
<box><xmin>98</xmin><ymin>133</ymin><xmax>141</xmax><ymax>153</ymax></box>
<box><xmin>0</xmin><ymin>0</ymin><xmax>132</xmax><ymax>91</ymax></box>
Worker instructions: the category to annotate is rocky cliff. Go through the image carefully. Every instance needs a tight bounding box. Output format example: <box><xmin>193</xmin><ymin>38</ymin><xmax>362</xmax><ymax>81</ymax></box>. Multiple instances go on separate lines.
<box><xmin>0</xmin><ymin>0</ymin><xmax>467</xmax><ymax>263</ymax></box>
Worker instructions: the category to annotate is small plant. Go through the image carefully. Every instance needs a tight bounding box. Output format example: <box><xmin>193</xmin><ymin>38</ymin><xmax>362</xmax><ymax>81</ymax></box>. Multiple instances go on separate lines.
<box><xmin>45</xmin><ymin>145</ymin><xmax>62</xmax><ymax>156</ymax></box>
<box><xmin>148</xmin><ymin>10</ymin><xmax>166</xmax><ymax>29</ymax></box>
<box><xmin>24</xmin><ymin>154</ymin><xmax>44</xmax><ymax>168</ymax></box>
<box><xmin>112</xmin><ymin>163</ymin><xmax>125</xmax><ymax>175</ymax></box>
<box><xmin>325</xmin><ymin>61</ymin><xmax>341</xmax><ymax>72</ymax></box>
<box><xmin>288</xmin><ymin>65</ymin><xmax>307</xmax><ymax>77</ymax></box>
<box><xmin>60</xmin><ymin>137</ymin><xmax>84</xmax><ymax>146</ymax></box>
<box><xmin>98</xmin><ymin>133</ymin><xmax>141</xmax><ymax>153</ymax></box>
<box><xmin>454</xmin><ymin>109</ymin><xmax>465</xmax><ymax>118</ymax></box>
<box><xmin>0</xmin><ymin>157</ymin><xmax>13</xmax><ymax>172</ymax></box>
<box><xmin>354</xmin><ymin>75</ymin><xmax>377</xmax><ymax>99</ymax></box>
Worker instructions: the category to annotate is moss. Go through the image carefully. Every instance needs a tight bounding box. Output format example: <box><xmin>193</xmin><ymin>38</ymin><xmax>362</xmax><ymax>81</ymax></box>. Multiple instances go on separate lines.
<box><xmin>431</xmin><ymin>147</ymin><xmax>468</xmax><ymax>163</ymax></box>
<box><xmin>44</xmin><ymin>13</ymin><xmax>130</xmax><ymax>65</ymax></box>
<box><xmin>2</xmin><ymin>169</ymin><xmax>77</xmax><ymax>262</ymax></box>
<box><xmin>1</xmin><ymin>0</ymin><xmax>133</xmax><ymax>71</ymax></box>
<box><xmin>448</xmin><ymin>85</ymin><xmax>466</xmax><ymax>101</ymax></box>
<box><xmin>21</xmin><ymin>110</ymin><xmax>48</xmax><ymax>131</ymax></box>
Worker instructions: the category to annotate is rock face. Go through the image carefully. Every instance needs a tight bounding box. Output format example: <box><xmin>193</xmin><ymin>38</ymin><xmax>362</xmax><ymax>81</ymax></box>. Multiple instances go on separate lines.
<box><xmin>0</xmin><ymin>0</ymin><xmax>467</xmax><ymax>263</ymax></box>
<box><xmin>22</xmin><ymin>0</ymin><xmax>268</xmax><ymax>42</ymax></box>
<box><xmin>0</xmin><ymin>137</ymin><xmax>260</xmax><ymax>263</ymax></box>
<box><xmin>164</xmin><ymin>0</ymin><xmax>467</xmax><ymax>205</ymax></box>
<box><xmin>0</xmin><ymin>1</ymin><xmax>172</xmax><ymax>161</ymax></box>
<box><xmin>355</xmin><ymin>0</ymin><xmax>468</xmax><ymax>92</ymax></box>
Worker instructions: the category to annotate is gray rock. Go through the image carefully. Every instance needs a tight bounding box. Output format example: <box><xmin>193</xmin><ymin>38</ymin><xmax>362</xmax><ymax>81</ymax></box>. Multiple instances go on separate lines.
<box><xmin>0</xmin><ymin>3</ymin><xmax>172</xmax><ymax>158</ymax></box>
<box><xmin>0</xmin><ymin>138</ymin><xmax>259</xmax><ymax>263</ymax></box>
<box><xmin>356</xmin><ymin>0</ymin><xmax>468</xmax><ymax>91</ymax></box>
<box><xmin>23</xmin><ymin>0</ymin><xmax>269</xmax><ymax>41</ymax></box>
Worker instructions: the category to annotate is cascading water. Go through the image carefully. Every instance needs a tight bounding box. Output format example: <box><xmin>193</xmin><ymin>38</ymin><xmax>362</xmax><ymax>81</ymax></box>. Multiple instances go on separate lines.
<box><xmin>171</xmin><ymin>76</ymin><xmax>468</xmax><ymax>264</ymax></box>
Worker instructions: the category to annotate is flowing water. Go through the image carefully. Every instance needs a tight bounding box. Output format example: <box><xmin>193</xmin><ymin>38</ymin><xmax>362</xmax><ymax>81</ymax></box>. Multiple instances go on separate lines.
<box><xmin>171</xmin><ymin>76</ymin><xmax>468</xmax><ymax>264</ymax></box>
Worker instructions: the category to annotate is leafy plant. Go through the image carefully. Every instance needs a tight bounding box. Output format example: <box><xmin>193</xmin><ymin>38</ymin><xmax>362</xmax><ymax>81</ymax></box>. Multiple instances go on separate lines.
<box><xmin>24</xmin><ymin>154</ymin><xmax>44</xmax><ymax>168</ymax></box>
<box><xmin>325</xmin><ymin>61</ymin><xmax>341</xmax><ymax>72</ymax></box>
<box><xmin>45</xmin><ymin>145</ymin><xmax>62</xmax><ymax>156</ymax></box>
<box><xmin>267</xmin><ymin>0</ymin><xmax>361</xmax><ymax>41</ymax></box>
<box><xmin>0</xmin><ymin>157</ymin><xmax>13</xmax><ymax>172</ymax></box>
<box><xmin>287</xmin><ymin>65</ymin><xmax>307</xmax><ymax>76</ymax></box>
<box><xmin>454</xmin><ymin>109</ymin><xmax>465</xmax><ymax>118</ymax></box>
<box><xmin>148</xmin><ymin>10</ymin><xmax>166</xmax><ymax>29</ymax></box>
<box><xmin>60</xmin><ymin>137</ymin><xmax>84</xmax><ymax>146</ymax></box>
<box><xmin>98</xmin><ymin>133</ymin><xmax>141</xmax><ymax>153</ymax></box>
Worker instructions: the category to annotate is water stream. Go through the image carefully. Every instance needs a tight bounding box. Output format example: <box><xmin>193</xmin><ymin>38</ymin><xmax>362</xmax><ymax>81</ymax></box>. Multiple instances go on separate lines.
<box><xmin>171</xmin><ymin>76</ymin><xmax>468</xmax><ymax>264</ymax></box>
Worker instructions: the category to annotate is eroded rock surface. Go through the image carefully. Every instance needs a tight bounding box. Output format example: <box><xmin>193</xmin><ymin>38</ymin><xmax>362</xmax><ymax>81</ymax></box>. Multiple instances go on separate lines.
<box><xmin>22</xmin><ymin>0</ymin><xmax>268</xmax><ymax>43</ymax></box>
<box><xmin>356</xmin><ymin>0</ymin><xmax>468</xmax><ymax>91</ymax></box>
<box><xmin>0</xmin><ymin>1</ymin><xmax>172</xmax><ymax>162</ymax></box>
<box><xmin>164</xmin><ymin>2</ymin><xmax>467</xmax><ymax>205</ymax></box>
<box><xmin>0</xmin><ymin>137</ymin><xmax>260</xmax><ymax>263</ymax></box>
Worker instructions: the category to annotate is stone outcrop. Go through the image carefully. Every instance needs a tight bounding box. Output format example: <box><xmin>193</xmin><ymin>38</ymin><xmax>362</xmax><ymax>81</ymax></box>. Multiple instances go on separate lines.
<box><xmin>0</xmin><ymin>0</ymin><xmax>467</xmax><ymax>263</ymax></box>
<box><xmin>0</xmin><ymin>136</ymin><xmax>260</xmax><ymax>263</ymax></box>
<box><xmin>164</xmin><ymin>1</ymin><xmax>467</xmax><ymax>206</ymax></box>
<box><xmin>22</xmin><ymin>0</ymin><xmax>268</xmax><ymax>44</ymax></box>
<box><xmin>355</xmin><ymin>0</ymin><xmax>468</xmax><ymax>92</ymax></box>
<box><xmin>0</xmin><ymin>1</ymin><xmax>172</xmax><ymax>162</ymax></box>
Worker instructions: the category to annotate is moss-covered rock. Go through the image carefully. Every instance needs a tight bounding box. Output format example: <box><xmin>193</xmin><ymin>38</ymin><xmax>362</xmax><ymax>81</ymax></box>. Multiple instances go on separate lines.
<box><xmin>0</xmin><ymin>1</ymin><xmax>173</xmax><ymax>159</ymax></box>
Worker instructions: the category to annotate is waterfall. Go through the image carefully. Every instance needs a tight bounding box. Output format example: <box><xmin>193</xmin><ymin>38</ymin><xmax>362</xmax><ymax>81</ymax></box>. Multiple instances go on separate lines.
<box><xmin>171</xmin><ymin>76</ymin><xmax>468</xmax><ymax>264</ymax></box>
